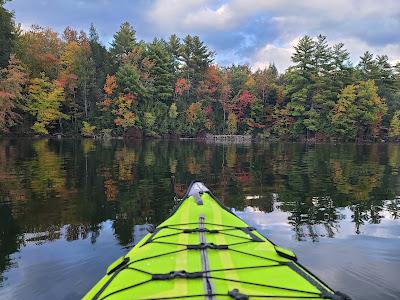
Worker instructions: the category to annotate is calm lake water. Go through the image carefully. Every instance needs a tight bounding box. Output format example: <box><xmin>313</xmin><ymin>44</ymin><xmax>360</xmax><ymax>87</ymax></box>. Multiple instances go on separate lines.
<box><xmin>0</xmin><ymin>139</ymin><xmax>399</xmax><ymax>299</ymax></box>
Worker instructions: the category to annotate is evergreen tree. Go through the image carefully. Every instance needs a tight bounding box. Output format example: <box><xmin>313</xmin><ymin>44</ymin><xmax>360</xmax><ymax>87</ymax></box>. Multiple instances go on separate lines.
<box><xmin>75</xmin><ymin>32</ymin><xmax>96</xmax><ymax>121</ymax></box>
<box><xmin>0</xmin><ymin>0</ymin><xmax>15</xmax><ymax>68</ymax></box>
<box><xmin>191</xmin><ymin>36</ymin><xmax>214</xmax><ymax>80</ymax></box>
<box><xmin>116</xmin><ymin>64</ymin><xmax>146</xmax><ymax>98</ymax></box>
<box><xmin>168</xmin><ymin>34</ymin><xmax>181</xmax><ymax>73</ymax></box>
<box><xmin>291</xmin><ymin>36</ymin><xmax>315</xmax><ymax>77</ymax></box>
<box><xmin>146</xmin><ymin>39</ymin><xmax>175</xmax><ymax>105</ymax></box>
<box><xmin>89</xmin><ymin>24</ymin><xmax>111</xmax><ymax>115</ymax></box>
<box><xmin>286</xmin><ymin>35</ymin><xmax>353</xmax><ymax>138</ymax></box>
<box><xmin>110</xmin><ymin>22</ymin><xmax>137</xmax><ymax>65</ymax></box>
<box><xmin>311</xmin><ymin>40</ymin><xmax>352</xmax><ymax>135</ymax></box>
<box><xmin>312</xmin><ymin>35</ymin><xmax>331</xmax><ymax>76</ymax></box>
<box><xmin>389</xmin><ymin>111</ymin><xmax>400</xmax><ymax>140</ymax></box>
<box><xmin>181</xmin><ymin>35</ymin><xmax>213</xmax><ymax>86</ymax></box>
<box><xmin>180</xmin><ymin>35</ymin><xmax>193</xmax><ymax>80</ymax></box>
<box><xmin>375</xmin><ymin>55</ymin><xmax>397</xmax><ymax>122</ymax></box>
<box><xmin>304</xmin><ymin>35</ymin><xmax>331</xmax><ymax>135</ymax></box>
<box><xmin>0</xmin><ymin>9</ymin><xmax>398</xmax><ymax>141</ymax></box>
<box><xmin>286</xmin><ymin>36</ymin><xmax>315</xmax><ymax>137</ymax></box>
<box><xmin>357</xmin><ymin>51</ymin><xmax>379</xmax><ymax>80</ymax></box>
<box><xmin>357</xmin><ymin>52</ymin><xmax>397</xmax><ymax>125</ymax></box>
<box><xmin>328</xmin><ymin>43</ymin><xmax>352</xmax><ymax>97</ymax></box>
<box><xmin>228</xmin><ymin>65</ymin><xmax>251</xmax><ymax>97</ymax></box>
<box><xmin>319</xmin><ymin>43</ymin><xmax>353</xmax><ymax>134</ymax></box>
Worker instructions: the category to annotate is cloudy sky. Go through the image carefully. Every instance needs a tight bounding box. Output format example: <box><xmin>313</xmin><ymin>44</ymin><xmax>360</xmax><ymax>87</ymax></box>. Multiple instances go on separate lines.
<box><xmin>6</xmin><ymin>0</ymin><xmax>400</xmax><ymax>72</ymax></box>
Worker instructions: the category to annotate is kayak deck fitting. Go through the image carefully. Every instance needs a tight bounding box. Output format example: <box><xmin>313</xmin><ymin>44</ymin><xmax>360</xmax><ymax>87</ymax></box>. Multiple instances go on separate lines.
<box><xmin>84</xmin><ymin>181</ymin><xmax>350</xmax><ymax>299</ymax></box>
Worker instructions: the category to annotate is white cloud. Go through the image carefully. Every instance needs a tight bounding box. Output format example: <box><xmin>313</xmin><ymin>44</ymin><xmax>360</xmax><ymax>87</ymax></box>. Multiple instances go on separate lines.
<box><xmin>9</xmin><ymin>0</ymin><xmax>399</xmax><ymax>71</ymax></box>
<box><xmin>18</xmin><ymin>23</ymin><xmax>32</xmax><ymax>31</ymax></box>
<box><xmin>147</xmin><ymin>0</ymin><xmax>400</xmax><ymax>70</ymax></box>
<box><xmin>251</xmin><ymin>41</ymin><xmax>296</xmax><ymax>73</ymax></box>
<box><xmin>147</xmin><ymin>0</ymin><xmax>210</xmax><ymax>31</ymax></box>
<box><xmin>182</xmin><ymin>4</ymin><xmax>237</xmax><ymax>30</ymax></box>
<box><xmin>334</xmin><ymin>37</ymin><xmax>400</xmax><ymax>65</ymax></box>
<box><xmin>252</xmin><ymin>36</ymin><xmax>400</xmax><ymax>74</ymax></box>
<box><xmin>148</xmin><ymin>0</ymin><xmax>400</xmax><ymax>33</ymax></box>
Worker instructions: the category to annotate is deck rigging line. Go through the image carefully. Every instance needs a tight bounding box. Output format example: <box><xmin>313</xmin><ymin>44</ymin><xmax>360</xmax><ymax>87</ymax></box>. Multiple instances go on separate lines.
<box><xmin>93</xmin><ymin>220</ymin><xmax>349</xmax><ymax>300</ymax></box>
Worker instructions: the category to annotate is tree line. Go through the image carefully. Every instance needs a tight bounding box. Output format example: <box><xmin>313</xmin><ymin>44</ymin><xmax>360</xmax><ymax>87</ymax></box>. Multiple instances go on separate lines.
<box><xmin>1</xmin><ymin>1</ymin><xmax>400</xmax><ymax>141</ymax></box>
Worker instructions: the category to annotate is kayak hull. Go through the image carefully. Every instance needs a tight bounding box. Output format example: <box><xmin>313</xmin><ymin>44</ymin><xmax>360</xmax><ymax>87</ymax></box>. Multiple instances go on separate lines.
<box><xmin>84</xmin><ymin>181</ymin><xmax>349</xmax><ymax>300</ymax></box>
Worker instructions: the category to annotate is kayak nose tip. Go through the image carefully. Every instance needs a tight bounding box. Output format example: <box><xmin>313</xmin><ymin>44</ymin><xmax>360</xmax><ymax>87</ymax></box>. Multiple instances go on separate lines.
<box><xmin>187</xmin><ymin>181</ymin><xmax>210</xmax><ymax>196</ymax></box>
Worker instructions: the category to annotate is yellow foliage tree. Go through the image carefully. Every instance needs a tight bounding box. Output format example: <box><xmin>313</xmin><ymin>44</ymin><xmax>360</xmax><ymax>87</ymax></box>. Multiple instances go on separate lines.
<box><xmin>113</xmin><ymin>93</ymin><xmax>135</xmax><ymax>128</ymax></box>
<box><xmin>186</xmin><ymin>102</ymin><xmax>201</xmax><ymax>123</ymax></box>
<box><xmin>25</xmin><ymin>77</ymin><xmax>69</xmax><ymax>134</ymax></box>
<box><xmin>227</xmin><ymin>113</ymin><xmax>238</xmax><ymax>134</ymax></box>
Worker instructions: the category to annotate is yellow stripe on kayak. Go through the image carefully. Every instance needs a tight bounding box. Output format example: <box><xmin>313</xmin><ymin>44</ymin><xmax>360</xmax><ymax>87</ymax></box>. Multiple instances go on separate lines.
<box><xmin>83</xmin><ymin>183</ymin><xmax>345</xmax><ymax>300</ymax></box>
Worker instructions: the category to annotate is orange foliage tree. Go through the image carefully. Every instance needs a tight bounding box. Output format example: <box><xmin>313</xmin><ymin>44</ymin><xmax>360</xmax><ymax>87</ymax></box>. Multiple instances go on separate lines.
<box><xmin>101</xmin><ymin>74</ymin><xmax>136</xmax><ymax>130</ymax></box>
<box><xmin>0</xmin><ymin>55</ymin><xmax>27</xmax><ymax>132</ymax></box>
<box><xmin>175</xmin><ymin>78</ymin><xmax>190</xmax><ymax>96</ymax></box>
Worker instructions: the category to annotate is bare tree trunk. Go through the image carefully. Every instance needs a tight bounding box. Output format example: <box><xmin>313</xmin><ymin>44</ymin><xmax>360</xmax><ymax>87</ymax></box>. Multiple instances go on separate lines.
<box><xmin>73</xmin><ymin>92</ymin><xmax>77</xmax><ymax>133</ymax></box>
<box><xmin>223</xmin><ymin>106</ymin><xmax>226</xmax><ymax>135</ymax></box>
<box><xmin>59</xmin><ymin>117</ymin><xmax>63</xmax><ymax>133</ymax></box>
<box><xmin>262</xmin><ymin>89</ymin><xmax>265</xmax><ymax>103</ymax></box>
<box><xmin>84</xmin><ymin>80</ymin><xmax>88</xmax><ymax>120</ymax></box>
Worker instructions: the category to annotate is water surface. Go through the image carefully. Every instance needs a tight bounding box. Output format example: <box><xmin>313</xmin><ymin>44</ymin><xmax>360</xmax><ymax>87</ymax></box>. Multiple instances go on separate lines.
<box><xmin>0</xmin><ymin>139</ymin><xmax>399</xmax><ymax>299</ymax></box>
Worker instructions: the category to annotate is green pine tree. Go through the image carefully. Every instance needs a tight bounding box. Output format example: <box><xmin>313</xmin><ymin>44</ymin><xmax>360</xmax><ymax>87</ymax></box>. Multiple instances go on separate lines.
<box><xmin>286</xmin><ymin>36</ymin><xmax>315</xmax><ymax>137</ymax></box>
<box><xmin>168</xmin><ymin>34</ymin><xmax>181</xmax><ymax>73</ymax></box>
<box><xmin>89</xmin><ymin>24</ymin><xmax>111</xmax><ymax>114</ymax></box>
<box><xmin>0</xmin><ymin>0</ymin><xmax>15</xmax><ymax>68</ymax></box>
<box><xmin>389</xmin><ymin>111</ymin><xmax>400</xmax><ymax>140</ymax></box>
<box><xmin>181</xmin><ymin>35</ymin><xmax>213</xmax><ymax>86</ymax></box>
<box><xmin>116</xmin><ymin>64</ymin><xmax>146</xmax><ymax>98</ymax></box>
<box><xmin>146</xmin><ymin>39</ymin><xmax>175</xmax><ymax>105</ymax></box>
<box><xmin>110</xmin><ymin>22</ymin><xmax>137</xmax><ymax>65</ymax></box>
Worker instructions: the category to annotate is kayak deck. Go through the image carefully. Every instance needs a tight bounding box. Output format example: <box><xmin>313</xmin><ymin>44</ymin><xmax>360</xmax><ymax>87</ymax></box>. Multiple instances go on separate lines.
<box><xmin>84</xmin><ymin>182</ymin><xmax>349</xmax><ymax>299</ymax></box>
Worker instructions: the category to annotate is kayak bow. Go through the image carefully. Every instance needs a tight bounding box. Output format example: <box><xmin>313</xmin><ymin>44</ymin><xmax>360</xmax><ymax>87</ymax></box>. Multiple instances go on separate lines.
<box><xmin>84</xmin><ymin>181</ymin><xmax>350</xmax><ymax>300</ymax></box>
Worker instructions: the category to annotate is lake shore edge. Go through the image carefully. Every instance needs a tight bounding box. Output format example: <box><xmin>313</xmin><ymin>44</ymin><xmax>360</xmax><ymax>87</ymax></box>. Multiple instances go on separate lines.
<box><xmin>0</xmin><ymin>133</ymin><xmax>393</xmax><ymax>144</ymax></box>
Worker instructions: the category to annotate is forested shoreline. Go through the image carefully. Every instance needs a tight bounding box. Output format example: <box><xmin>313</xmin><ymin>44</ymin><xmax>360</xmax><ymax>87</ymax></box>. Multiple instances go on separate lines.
<box><xmin>1</xmin><ymin>1</ymin><xmax>400</xmax><ymax>142</ymax></box>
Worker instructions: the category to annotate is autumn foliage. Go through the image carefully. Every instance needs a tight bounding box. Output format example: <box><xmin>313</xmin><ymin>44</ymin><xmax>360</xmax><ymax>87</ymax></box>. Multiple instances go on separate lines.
<box><xmin>104</xmin><ymin>74</ymin><xmax>117</xmax><ymax>96</ymax></box>
<box><xmin>175</xmin><ymin>78</ymin><xmax>191</xmax><ymax>96</ymax></box>
<box><xmin>101</xmin><ymin>75</ymin><xmax>136</xmax><ymax>129</ymax></box>
<box><xmin>186</xmin><ymin>102</ymin><xmax>201</xmax><ymax>123</ymax></box>
<box><xmin>0</xmin><ymin>55</ymin><xmax>27</xmax><ymax>132</ymax></box>
<box><xmin>0</xmin><ymin>2</ymin><xmax>398</xmax><ymax>142</ymax></box>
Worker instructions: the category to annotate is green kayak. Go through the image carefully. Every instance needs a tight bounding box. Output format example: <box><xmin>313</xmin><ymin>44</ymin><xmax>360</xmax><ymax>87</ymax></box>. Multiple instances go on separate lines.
<box><xmin>84</xmin><ymin>181</ymin><xmax>349</xmax><ymax>299</ymax></box>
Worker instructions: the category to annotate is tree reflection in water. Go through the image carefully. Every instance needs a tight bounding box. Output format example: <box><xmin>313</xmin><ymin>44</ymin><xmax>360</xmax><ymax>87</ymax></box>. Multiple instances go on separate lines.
<box><xmin>0</xmin><ymin>139</ymin><xmax>400</xmax><ymax>286</ymax></box>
